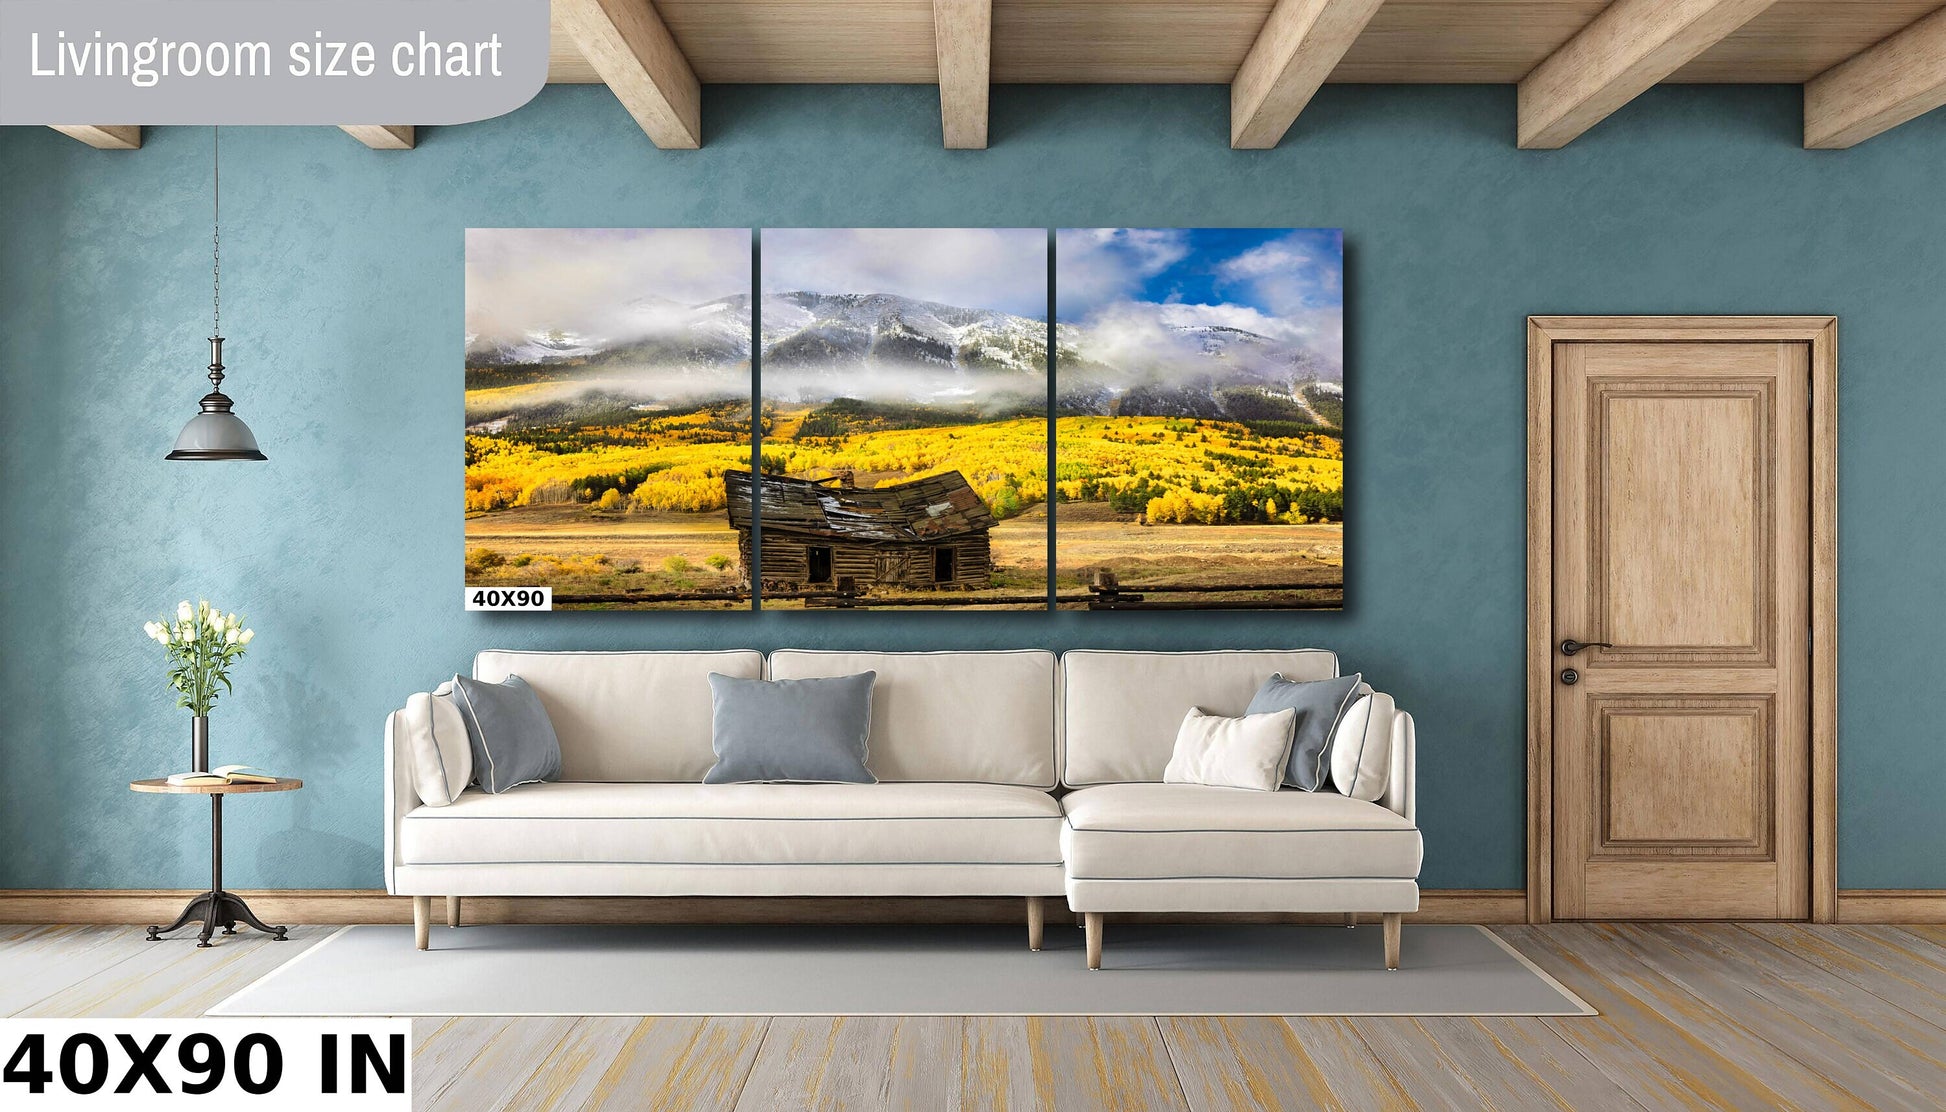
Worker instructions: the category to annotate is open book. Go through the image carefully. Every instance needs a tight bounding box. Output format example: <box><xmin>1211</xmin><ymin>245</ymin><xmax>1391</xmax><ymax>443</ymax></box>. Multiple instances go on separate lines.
<box><xmin>166</xmin><ymin>765</ymin><xmax>278</xmax><ymax>787</ymax></box>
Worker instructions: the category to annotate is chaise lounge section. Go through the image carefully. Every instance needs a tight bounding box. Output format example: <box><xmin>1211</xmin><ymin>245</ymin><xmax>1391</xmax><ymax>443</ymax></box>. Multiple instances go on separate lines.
<box><xmin>1060</xmin><ymin>650</ymin><xmax>1420</xmax><ymax>969</ymax></box>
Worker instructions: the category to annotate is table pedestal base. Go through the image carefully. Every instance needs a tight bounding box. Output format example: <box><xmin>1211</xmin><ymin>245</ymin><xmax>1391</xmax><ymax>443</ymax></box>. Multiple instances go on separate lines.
<box><xmin>147</xmin><ymin>890</ymin><xmax>288</xmax><ymax>948</ymax></box>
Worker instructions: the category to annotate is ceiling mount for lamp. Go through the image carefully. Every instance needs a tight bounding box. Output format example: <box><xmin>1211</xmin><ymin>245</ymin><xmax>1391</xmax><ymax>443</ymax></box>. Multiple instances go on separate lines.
<box><xmin>167</xmin><ymin>127</ymin><xmax>265</xmax><ymax>462</ymax></box>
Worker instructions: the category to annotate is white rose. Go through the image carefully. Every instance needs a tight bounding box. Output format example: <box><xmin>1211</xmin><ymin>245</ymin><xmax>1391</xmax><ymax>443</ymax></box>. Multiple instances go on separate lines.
<box><xmin>226</xmin><ymin>612</ymin><xmax>239</xmax><ymax>628</ymax></box>
<box><xmin>177</xmin><ymin>601</ymin><xmax>193</xmax><ymax>622</ymax></box>
<box><xmin>239</xmin><ymin>629</ymin><xmax>255</xmax><ymax>645</ymax></box>
<box><xmin>198</xmin><ymin>600</ymin><xmax>210</xmax><ymax>618</ymax></box>
<box><xmin>225</xmin><ymin>628</ymin><xmax>239</xmax><ymax>645</ymax></box>
<box><xmin>143</xmin><ymin>621</ymin><xmax>159</xmax><ymax>637</ymax></box>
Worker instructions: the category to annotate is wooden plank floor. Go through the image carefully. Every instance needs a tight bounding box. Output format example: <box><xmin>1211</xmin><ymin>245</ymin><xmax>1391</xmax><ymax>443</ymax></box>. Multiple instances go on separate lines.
<box><xmin>3</xmin><ymin>922</ymin><xmax>1944</xmax><ymax>1110</ymax></box>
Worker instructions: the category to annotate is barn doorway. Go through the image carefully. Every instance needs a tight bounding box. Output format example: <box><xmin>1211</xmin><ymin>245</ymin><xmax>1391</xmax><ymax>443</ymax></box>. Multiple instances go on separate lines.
<box><xmin>807</xmin><ymin>546</ymin><xmax>834</xmax><ymax>584</ymax></box>
<box><xmin>933</xmin><ymin>547</ymin><xmax>957</xmax><ymax>584</ymax></box>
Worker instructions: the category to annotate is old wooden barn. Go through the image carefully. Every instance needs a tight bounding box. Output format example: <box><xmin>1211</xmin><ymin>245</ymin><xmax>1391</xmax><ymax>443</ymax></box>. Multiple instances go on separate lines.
<box><xmin>725</xmin><ymin>471</ymin><xmax>995</xmax><ymax>592</ymax></box>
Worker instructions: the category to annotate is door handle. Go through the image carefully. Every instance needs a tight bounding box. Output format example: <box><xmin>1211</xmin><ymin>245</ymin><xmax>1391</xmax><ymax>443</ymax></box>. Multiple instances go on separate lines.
<box><xmin>1560</xmin><ymin>639</ymin><xmax>1614</xmax><ymax>657</ymax></box>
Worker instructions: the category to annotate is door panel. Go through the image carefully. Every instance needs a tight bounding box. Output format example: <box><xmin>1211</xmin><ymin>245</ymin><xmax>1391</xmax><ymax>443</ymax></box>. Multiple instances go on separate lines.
<box><xmin>1552</xmin><ymin>340</ymin><xmax>1810</xmax><ymax>920</ymax></box>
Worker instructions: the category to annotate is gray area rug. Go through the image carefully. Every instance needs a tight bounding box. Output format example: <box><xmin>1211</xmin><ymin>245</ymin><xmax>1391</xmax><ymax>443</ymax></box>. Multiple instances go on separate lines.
<box><xmin>210</xmin><ymin>923</ymin><xmax>1592</xmax><ymax>1017</ymax></box>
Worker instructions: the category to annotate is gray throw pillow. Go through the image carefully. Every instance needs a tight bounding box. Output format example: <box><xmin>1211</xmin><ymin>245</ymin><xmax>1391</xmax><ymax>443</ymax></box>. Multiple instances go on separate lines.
<box><xmin>1246</xmin><ymin>671</ymin><xmax>1364</xmax><ymax>791</ymax></box>
<box><xmin>705</xmin><ymin>672</ymin><xmax>877</xmax><ymax>785</ymax></box>
<box><xmin>450</xmin><ymin>674</ymin><xmax>563</xmax><ymax>793</ymax></box>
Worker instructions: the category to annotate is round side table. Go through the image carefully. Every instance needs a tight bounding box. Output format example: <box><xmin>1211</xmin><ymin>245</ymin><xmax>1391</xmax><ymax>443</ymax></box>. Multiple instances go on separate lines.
<box><xmin>129</xmin><ymin>777</ymin><xmax>303</xmax><ymax>947</ymax></box>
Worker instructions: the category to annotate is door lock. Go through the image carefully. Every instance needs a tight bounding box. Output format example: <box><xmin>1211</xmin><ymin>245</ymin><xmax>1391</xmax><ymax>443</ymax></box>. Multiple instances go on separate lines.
<box><xmin>1560</xmin><ymin>639</ymin><xmax>1614</xmax><ymax>657</ymax></box>
<box><xmin>1559</xmin><ymin>668</ymin><xmax>1579</xmax><ymax>686</ymax></box>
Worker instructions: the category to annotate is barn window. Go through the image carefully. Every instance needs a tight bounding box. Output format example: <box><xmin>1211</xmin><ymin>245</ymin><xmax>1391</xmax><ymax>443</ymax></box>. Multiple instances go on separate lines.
<box><xmin>933</xmin><ymin>546</ymin><xmax>956</xmax><ymax>583</ymax></box>
<box><xmin>807</xmin><ymin>546</ymin><xmax>833</xmax><ymax>584</ymax></box>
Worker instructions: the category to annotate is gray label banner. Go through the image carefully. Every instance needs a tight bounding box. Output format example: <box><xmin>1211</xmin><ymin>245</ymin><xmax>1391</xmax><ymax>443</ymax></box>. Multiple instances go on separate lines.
<box><xmin>0</xmin><ymin>0</ymin><xmax>550</xmax><ymax>125</ymax></box>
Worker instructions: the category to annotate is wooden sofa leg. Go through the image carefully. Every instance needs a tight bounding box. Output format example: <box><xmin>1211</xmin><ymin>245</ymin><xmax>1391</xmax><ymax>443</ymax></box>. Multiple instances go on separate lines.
<box><xmin>1085</xmin><ymin>912</ymin><xmax>1103</xmax><ymax>970</ymax></box>
<box><xmin>1383</xmin><ymin>912</ymin><xmax>1402</xmax><ymax>970</ymax></box>
<box><xmin>1026</xmin><ymin>896</ymin><xmax>1045</xmax><ymax>952</ymax></box>
<box><xmin>1344</xmin><ymin>912</ymin><xmax>1357</xmax><ymax>928</ymax></box>
<box><xmin>447</xmin><ymin>896</ymin><xmax>462</xmax><ymax>928</ymax></box>
<box><xmin>413</xmin><ymin>897</ymin><xmax>431</xmax><ymax>951</ymax></box>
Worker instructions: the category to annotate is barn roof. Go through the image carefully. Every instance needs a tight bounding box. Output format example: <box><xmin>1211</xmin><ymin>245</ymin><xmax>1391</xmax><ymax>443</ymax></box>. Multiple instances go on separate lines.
<box><xmin>725</xmin><ymin>470</ymin><xmax>996</xmax><ymax>543</ymax></box>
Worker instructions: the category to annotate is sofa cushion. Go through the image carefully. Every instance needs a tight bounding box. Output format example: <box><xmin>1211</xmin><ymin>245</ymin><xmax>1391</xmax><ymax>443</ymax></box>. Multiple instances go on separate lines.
<box><xmin>398</xmin><ymin>782</ymin><xmax>1063</xmax><ymax>867</ymax></box>
<box><xmin>1245</xmin><ymin>671</ymin><xmax>1363</xmax><ymax>790</ymax></box>
<box><xmin>399</xmin><ymin>685</ymin><xmax>471</xmax><ymax>806</ymax></box>
<box><xmin>704</xmin><ymin>672</ymin><xmax>877</xmax><ymax>784</ymax></box>
<box><xmin>451</xmin><ymin>674</ymin><xmax>564</xmax><ymax>793</ymax></box>
<box><xmin>1162</xmin><ymin>708</ymin><xmax>1295</xmax><ymax>792</ymax></box>
<box><xmin>769</xmin><ymin>650</ymin><xmax>1057</xmax><ymax>787</ymax></box>
<box><xmin>1061</xmin><ymin>650</ymin><xmax>1339</xmax><ymax>787</ymax></box>
<box><xmin>472</xmin><ymin>650</ymin><xmax>763</xmax><ymax>782</ymax></box>
<box><xmin>1329</xmin><ymin>692</ymin><xmax>1395</xmax><ymax>802</ymax></box>
<box><xmin>1060</xmin><ymin>783</ymin><xmax>1422</xmax><ymax>881</ymax></box>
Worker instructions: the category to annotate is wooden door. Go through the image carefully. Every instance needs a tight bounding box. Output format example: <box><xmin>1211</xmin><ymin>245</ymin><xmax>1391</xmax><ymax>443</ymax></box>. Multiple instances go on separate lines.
<box><xmin>1550</xmin><ymin>339</ymin><xmax>1811</xmax><ymax>919</ymax></box>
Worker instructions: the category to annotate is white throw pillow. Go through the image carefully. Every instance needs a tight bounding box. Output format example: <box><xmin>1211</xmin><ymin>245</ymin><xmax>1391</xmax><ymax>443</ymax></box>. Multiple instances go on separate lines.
<box><xmin>400</xmin><ymin>683</ymin><xmax>473</xmax><ymax>806</ymax></box>
<box><xmin>1328</xmin><ymin>691</ymin><xmax>1393</xmax><ymax>801</ymax></box>
<box><xmin>1163</xmin><ymin>707</ymin><xmax>1297</xmax><ymax>792</ymax></box>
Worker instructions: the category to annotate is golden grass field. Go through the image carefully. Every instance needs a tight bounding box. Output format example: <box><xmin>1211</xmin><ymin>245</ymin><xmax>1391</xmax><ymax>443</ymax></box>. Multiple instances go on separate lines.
<box><xmin>465</xmin><ymin>505</ymin><xmax>748</xmax><ymax>611</ymax></box>
<box><xmin>1053</xmin><ymin>510</ymin><xmax>1344</xmax><ymax>609</ymax></box>
<box><xmin>463</xmin><ymin>397</ymin><xmax>1343</xmax><ymax>609</ymax></box>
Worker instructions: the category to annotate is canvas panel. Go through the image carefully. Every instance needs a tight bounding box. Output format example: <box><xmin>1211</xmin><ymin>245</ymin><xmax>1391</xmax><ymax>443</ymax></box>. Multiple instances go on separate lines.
<box><xmin>463</xmin><ymin>228</ymin><xmax>755</xmax><ymax>612</ymax></box>
<box><xmin>1053</xmin><ymin>228</ymin><xmax>1346</xmax><ymax>611</ymax></box>
<box><xmin>754</xmin><ymin>228</ymin><xmax>1050</xmax><ymax>611</ymax></box>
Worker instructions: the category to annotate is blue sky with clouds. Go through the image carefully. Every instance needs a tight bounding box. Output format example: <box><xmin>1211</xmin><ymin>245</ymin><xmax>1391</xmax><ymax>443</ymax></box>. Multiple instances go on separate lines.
<box><xmin>1055</xmin><ymin>228</ymin><xmax>1343</xmax><ymax>366</ymax></box>
<box><xmin>1057</xmin><ymin>228</ymin><xmax>1341</xmax><ymax>331</ymax></box>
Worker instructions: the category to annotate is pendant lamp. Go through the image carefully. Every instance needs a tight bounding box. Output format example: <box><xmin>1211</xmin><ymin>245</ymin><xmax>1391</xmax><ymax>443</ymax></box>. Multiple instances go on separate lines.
<box><xmin>167</xmin><ymin>127</ymin><xmax>265</xmax><ymax>461</ymax></box>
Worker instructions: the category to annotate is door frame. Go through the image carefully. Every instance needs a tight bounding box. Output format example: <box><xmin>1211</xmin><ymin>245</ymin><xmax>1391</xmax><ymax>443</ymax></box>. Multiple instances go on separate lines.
<box><xmin>1526</xmin><ymin>316</ymin><xmax>1838</xmax><ymax>924</ymax></box>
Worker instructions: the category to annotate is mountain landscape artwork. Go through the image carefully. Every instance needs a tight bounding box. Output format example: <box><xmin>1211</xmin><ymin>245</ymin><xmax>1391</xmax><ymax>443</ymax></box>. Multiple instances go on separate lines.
<box><xmin>754</xmin><ymin>228</ymin><xmax>1050</xmax><ymax>609</ymax></box>
<box><xmin>464</xmin><ymin>228</ymin><xmax>754</xmax><ymax>610</ymax></box>
<box><xmin>1054</xmin><ymin>228</ymin><xmax>1345</xmax><ymax>609</ymax></box>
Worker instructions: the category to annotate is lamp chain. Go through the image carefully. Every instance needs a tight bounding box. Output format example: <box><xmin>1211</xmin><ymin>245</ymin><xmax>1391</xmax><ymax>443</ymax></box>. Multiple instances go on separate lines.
<box><xmin>210</xmin><ymin>126</ymin><xmax>223</xmax><ymax>392</ymax></box>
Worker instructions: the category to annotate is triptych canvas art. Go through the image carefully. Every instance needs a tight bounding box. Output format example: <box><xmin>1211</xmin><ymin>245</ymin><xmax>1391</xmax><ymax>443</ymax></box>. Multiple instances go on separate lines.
<box><xmin>464</xmin><ymin>228</ymin><xmax>1344</xmax><ymax>611</ymax></box>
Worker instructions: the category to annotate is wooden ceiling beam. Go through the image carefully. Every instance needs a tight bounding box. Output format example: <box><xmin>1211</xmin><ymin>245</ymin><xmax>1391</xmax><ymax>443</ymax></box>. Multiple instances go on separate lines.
<box><xmin>556</xmin><ymin>0</ymin><xmax>702</xmax><ymax>148</ymax></box>
<box><xmin>339</xmin><ymin>126</ymin><xmax>417</xmax><ymax>150</ymax></box>
<box><xmin>1231</xmin><ymin>0</ymin><xmax>1388</xmax><ymax>149</ymax></box>
<box><xmin>1517</xmin><ymin>0</ymin><xmax>1780</xmax><ymax>149</ymax></box>
<box><xmin>933</xmin><ymin>0</ymin><xmax>992</xmax><ymax>149</ymax></box>
<box><xmin>49</xmin><ymin>126</ymin><xmax>141</xmax><ymax>150</ymax></box>
<box><xmin>1804</xmin><ymin>6</ymin><xmax>1946</xmax><ymax>149</ymax></box>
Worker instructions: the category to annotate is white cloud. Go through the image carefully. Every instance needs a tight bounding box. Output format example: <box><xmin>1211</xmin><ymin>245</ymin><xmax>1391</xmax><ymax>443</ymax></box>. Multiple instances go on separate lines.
<box><xmin>465</xmin><ymin>228</ymin><xmax>750</xmax><ymax>344</ymax></box>
<box><xmin>1218</xmin><ymin>241</ymin><xmax>1313</xmax><ymax>281</ymax></box>
<box><xmin>1213</xmin><ymin>232</ymin><xmax>1342</xmax><ymax>321</ymax></box>
<box><xmin>1054</xmin><ymin>228</ymin><xmax>1190</xmax><ymax>318</ymax></box>
<box><xmin>761</xmin><ymin>228</ymin><xmax>1046</xmax><ymax>318</ymax></box>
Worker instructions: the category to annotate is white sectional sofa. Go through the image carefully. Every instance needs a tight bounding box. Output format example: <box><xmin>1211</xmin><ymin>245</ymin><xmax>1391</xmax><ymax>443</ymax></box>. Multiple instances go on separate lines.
<box><xmin>385</xmin><ymin>648</ymin><xmax>1419</xmax><ymax>968</ymax></box>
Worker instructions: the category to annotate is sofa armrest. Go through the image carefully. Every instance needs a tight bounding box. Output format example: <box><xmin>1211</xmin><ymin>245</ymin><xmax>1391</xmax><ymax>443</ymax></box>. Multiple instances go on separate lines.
<box><xmin>1379</xmin><ymin>708</ymin><xmax>1415</xmax><ymax>825</ymax></box>
<box><xmin>383</xmin><ymin>709</ymin><xmax>420</xmax><ymax>894</ymax></box>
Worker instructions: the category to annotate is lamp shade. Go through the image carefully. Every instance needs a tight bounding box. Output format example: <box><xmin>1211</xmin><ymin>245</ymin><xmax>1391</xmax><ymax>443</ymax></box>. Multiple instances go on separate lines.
<box><xmin>166</xmin><ymin>394</ymin><xmax>265</xmax><ymax>461</ymax></box>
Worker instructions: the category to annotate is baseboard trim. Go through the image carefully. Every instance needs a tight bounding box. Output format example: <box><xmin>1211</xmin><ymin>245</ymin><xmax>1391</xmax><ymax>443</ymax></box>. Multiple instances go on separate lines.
<box><xmin>11</xmin><ymin>889</ymin><xmax>1938</xmax><ymax>925</ymax></box>
<box><xmin>0</xmin><ymin>888</ymin><xmax>1527</xmax><ymax>926</ymax></box>
<box><xmin>1834</xmin><ymin>890</ymin><xmax>1946</xmax><ymax>924</ymax></box>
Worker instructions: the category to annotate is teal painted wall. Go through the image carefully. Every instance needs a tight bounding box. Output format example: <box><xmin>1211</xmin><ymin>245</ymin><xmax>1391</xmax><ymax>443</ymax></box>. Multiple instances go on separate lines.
<box><xmin>2</xmin><ymin>84</ymin><xmax>1942</xmax><ymax>892</ymax></box>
